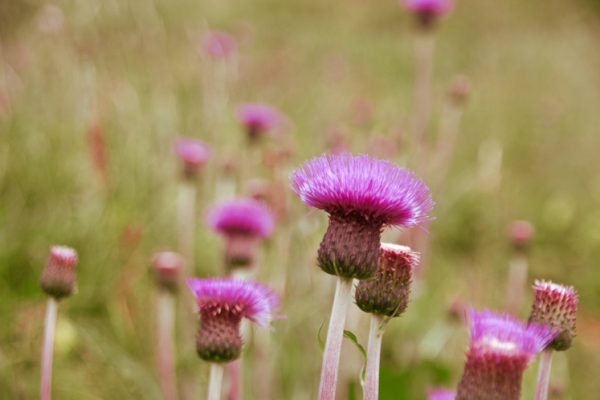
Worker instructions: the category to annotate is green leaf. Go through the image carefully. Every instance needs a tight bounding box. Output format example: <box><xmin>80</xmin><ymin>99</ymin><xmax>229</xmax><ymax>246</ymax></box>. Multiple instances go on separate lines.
<box><xmin>343</xmin><ymin>329</ymin><xmax>367</xmax><ymax>384</ymax></box>
<box><xmin>317</xmin><ymin>319</ymin><xmax>326</xmax><ymax>351</ymax></box>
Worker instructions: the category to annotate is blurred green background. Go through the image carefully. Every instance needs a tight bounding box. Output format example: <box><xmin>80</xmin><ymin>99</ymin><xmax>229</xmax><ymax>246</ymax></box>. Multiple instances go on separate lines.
<box><xmin>1</xmin><ymin>0</ymin><xmax>599</xmax><ymax>399</ymax></box>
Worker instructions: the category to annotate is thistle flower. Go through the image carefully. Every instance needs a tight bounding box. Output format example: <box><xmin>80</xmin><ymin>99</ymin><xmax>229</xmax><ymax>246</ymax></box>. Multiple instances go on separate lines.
<box><xmin>187</xmin><ymin>278</ymin><xmax>279</xmax><ymax>362</ymax></box>
<box><xmin>428</xmin><ymin>388</ymin><xmax>456</xmax><ymax>400</ymax></box>
<box><xmin>152</xmin><ymin>252</ymin><xmax>183</xmax><ymax>292</ymax></box>
<box><xmin>356</xmin><ymin>243</ymin><xmax>420</xmax><ymax>317</ymax></box>
<box><xmin>202</xmin><ymin>31</ymin><xmax>237</xmax><ymax>59</ymax></box>
<box><xmin>237</xmin><ymin>103</ymin><xmax>283</xmax><ymax>142</ymax></box>
<box><xmin>206</xmin><ymin>198</ymin><xmax>275</xmax><ymax>269</ymax></box>
<box><xmin>291</xmin><ymin>153</ymin><xmax>433</xmax><ymax>280</ymax></box>
<box><xmin>404</xmin><ymin>0</ymin><xmax>453</xmax><ymax>28</ymax></box>
<box><xmin>40</xmin><ymin>246</ymin><xmax>79</xmax><ymax>299</ymax></box>
<box><xmin>529</xmin><ymin>280</ymin><xmax>578</xmax><ymax>351</ymax></box>
<box><xmin>174</xmin><ymin>137</ymin><xmax>211</xmax><ymax>179</ymax></box>
<box><xmin>456</xmin><ymin>309</ymin><xmax>556</xmax><ymax>400</ymax></box>
<box><xmin>507</xmin><ymin>220</ymin><xmax>535</xmax><ymax>253</ymax></box>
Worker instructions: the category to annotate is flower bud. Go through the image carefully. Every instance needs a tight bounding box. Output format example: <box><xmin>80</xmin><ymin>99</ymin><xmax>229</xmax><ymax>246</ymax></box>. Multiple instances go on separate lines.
<box><xmin>40</xmin><ymin>246</ymin><xmax>78</xmax><ymax>299</ymax></box>
<box><xmin>152</xmin><ymin>252</ymin><xmax>183</xmax><ymax>292</ymax></box>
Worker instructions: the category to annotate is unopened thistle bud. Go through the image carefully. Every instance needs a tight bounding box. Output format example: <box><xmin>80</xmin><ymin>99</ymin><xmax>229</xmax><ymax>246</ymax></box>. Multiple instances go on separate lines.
<box><xmin>40</xmin><ymin>246</ymin><xmax>78</xmax><ymax>299</ymax></box>
<box><xmin>356</xmin><ymin>243</ymin><xmax>419</xmax><ymax>317</ymax></box>
<box><xmin>151</xmin><ymin>252</ymin><xmax>183</xmax><ymax>292</ymax></box>
<box><xmin>174</xmin><ymin>137</ymin><xmax>211</xmax><ymax>180</ymax></box>
<box><xmin>507</xmin><ymin>220</ymin><xmax>535</xmax><ymax>253</ymax></box>
<box><xmin>456</xmin><ymin>309</ymin><xmax>556</xmax><ymax>400</ymax></box>
<box><xmin>529</xmin><ymin>280</ymin><xmax>578</xmax><ymax>351</ymax></box>
<box><xmin>206</xmin><ymin>198</ymin><xmax>274</xmax><ymax>270</ymax></box>
<box><xmin>291</xmin><ymin>153</ymin><xmax>433</xmax><ymax>280</ymax></box>
<box><xmin>403</xmin><ymin>0</ymin><xmax>453</xmax><ymax>29</ymax></box>
<box><xmin>187</xmin><ymin>278</ymin><xmax>279</xmax><ymax>362</ymax></box>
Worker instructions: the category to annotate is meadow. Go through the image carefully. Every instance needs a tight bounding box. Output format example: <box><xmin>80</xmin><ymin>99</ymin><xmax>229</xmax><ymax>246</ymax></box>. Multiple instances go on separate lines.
<box><xmin>1</xmin><ymin>0</ymin><xmax>599</xmax><ymax>399</ymax></box>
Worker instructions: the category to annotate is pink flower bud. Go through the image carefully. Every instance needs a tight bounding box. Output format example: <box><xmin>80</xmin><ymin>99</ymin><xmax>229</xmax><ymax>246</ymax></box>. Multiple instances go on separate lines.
<box><xmin>40</xmin><ymin>246</ymin><xmax>78</xmax><ymax>299</ymax></box>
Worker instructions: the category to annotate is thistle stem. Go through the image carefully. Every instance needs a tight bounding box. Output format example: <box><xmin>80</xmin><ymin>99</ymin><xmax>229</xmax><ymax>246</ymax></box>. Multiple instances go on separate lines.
<box><xmin>535</xmin><ymin>349</ymin><xmax>553</xmax><ymax>400</ymax></box>
<box><xmin>318</xmin><ymin>277</ymin><xmax>353</xmax><ymax>400</ymax></box>
<box><xmin>505</xmin><ymin>254</ymin><xmax>528</xmax><ymax>315</ymax></box>
<box><xmin>40</xmin><ymin>297</ymin><xmax>58</xmax><ymax>400</ymax></box>
<box><xmin>157</xmin><ymin>291</ymin><xmax>178</xmax><ymax>400</ymax></box>
<box><xmin>363</xmin><ymin>315</ymin><xmax>384</xmax><ymax>400</ymax></box>
<box><xmin>177</xmin><ymin>180</ymin><xmax>196</xmax><ymax>274</ymax></box>
<box><xmin>208</xmin><ymin>363</ymin><xmax>225</xmax><ymax>400</ymax></box>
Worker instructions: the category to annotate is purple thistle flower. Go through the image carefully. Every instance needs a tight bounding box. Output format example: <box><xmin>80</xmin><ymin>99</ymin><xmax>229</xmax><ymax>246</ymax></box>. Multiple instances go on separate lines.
<box><xmin>428</xmin><ymin>388</ymin><xmax>456</xmax><ymax>400</ymax></box>
<box><xmin>291</xmin><ymin>153</ymin><xmax>433</xmax><ymax>279</ymax></box>
<box><xmin>202</xmin><ymin>30</ymin><xmax>237</xmax><ymax>59</ymax></box>
<box><xmin>187</xmin><ymin>278</ymin><xmax>280</xmax><ymax>362</ymax></box>
<box><xmin>40</xmin><ymin>246</ymin><xmax>78</xmax><ymax>299</ymax></box>
<box><xmin>529</xmin><ymin>280</ymin><xmax>578</xmax><ymax>351</ymax></box>
<box><xmin>206</xmin><ymin>198</ymin><xmax>275</xmax><ymax>268</ymax></box>
<box><xmin>356</xmin><ymin>243</ymin><xmax>420</xmax><ymax>317</ymax></box>
<box><xmin>236</xmin><ymin>103</ymin><xmax>283</xmax><ymax>142</ymax></box>
<box><xmin>404</xmin><ymin>0</ymin><xmax>453</xmax><ymax>28</ymax></box>
<box><xmin>456</xmin><ymin>309</ymin><xmax>556</xmax><ymax>400</ymax></box>
<box><xmin>174</xmin><ymin>137</ymin><xmax>211</xmax><ymax>179</ymax></box>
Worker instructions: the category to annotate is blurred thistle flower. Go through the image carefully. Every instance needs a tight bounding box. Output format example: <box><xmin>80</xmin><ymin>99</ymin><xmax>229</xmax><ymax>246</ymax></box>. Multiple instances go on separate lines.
<box><xmin>206</xmin><ymin>198</ymin><xmax>275</xmax><ymax>269</ymax></box>
<box><xmin>237</xmin><ymin>103</ymin><xmax>284</xmax><ymax>142</ymax></box>
<box><xmin>202</xmin><ymin>30</ymin><xmax>237</xmax><ymax>59</ymax></box>
<box><xmin>174</xmin><ymin>137</ymin><xmax>211</xmax><ymax>179</ymax></box>
<box><xmin>448</xmin><ymin>75</ymin><xmax>472</xmax><ymax>106</ymax></box>
<box><xmin>291</xmin><ymin>153</ymin><xmax>433</xmax><ymax>280</ymax></box>
<box><xmin>428</xmin><ymin>388</ymin><xmax>456</xmax><ymax>400</ymax></box>
<box><xmin>507</xmin><ymin>220</ymin><xmax>535</xmax><ymax>252</ymax></box>
<box><xmin>404</xmin><ymin>0</ymin><xmax>453</xmax><ymax>28</ymax></box>
<box><xmin>40</xmin><ymin>246</ymin><xmax>78</xmax><ymax>299</ymax></box>
<box><xmin>152</xmin><ymin>252</ymin><xmax>183</xmax><ymax>292</ymax></box>
<box><xmin>187</xmin><ymin>278</ymin><xmax>279</xmax><ymax>362</ymax></box>
<box><xmin>356</xmin><ymin>243</ymin><xmax>420</xmax><ymax>317</ymax></box>
<box><xmin>456</xmin><ymin>309</ymin><xmax>556</xmax><ymax>400</ymax></box>
<box><xmin>529</xmin><ymin>280</ymin><xmax>578</xmax><ymax>351</ymax></box>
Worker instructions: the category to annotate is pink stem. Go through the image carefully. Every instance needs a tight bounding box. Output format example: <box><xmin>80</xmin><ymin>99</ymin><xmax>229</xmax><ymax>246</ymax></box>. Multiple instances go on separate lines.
<box><xmin>227</xmin><ymin>360</ymin><xmax>241</xmax><ymax>400</ymax></box>
<box><xmin>208</xmin><ymin>363</ymin><xmax>224</xmax><ymax>400</ymax></box>
<box><xmin>318</xmin><ymin>278</ymin><xmax>353</xmax><ymax>400</ymax></box>
<box><xmin>157</xmin><ymin>291</ymin><xmax>178</xmax><ymax>400</ymax></box>
<box><xmin>40</xmin><ymin>297</ymin><xmax>58</xmax><ymax>400</ymax></box>
<box><xmin>363</xmin><ymin>315</ymin><xmax>384</xmax><ymax>400</ymax></box>
<box><xmin>535</xmin><ymin>349</ymin><xmax>553</xmax><ymax>400</ymax></box>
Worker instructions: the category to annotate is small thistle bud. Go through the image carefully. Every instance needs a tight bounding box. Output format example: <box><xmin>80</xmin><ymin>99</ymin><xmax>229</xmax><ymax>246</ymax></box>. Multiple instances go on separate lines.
<box><xmin>151</xmin><ymin>252</ymin><xmax>183</xmax><ymax>292</ymax></box>
<box><xmin>428</xmin><ymin>388</ymin><xmax>456</xmax><ymax>400</ymax></box>
<box><xmin>187</xmin><ymin>278</ymin><xmax>279</xmax><ymax>363</ymax></box>
<box><xmin>174</xmin><ymin>137</ymin><xmax>211</xmax><ymax>180</ymax></box>
<box><xmin>403</xmin><ymin>0</ymin><xmax>453</xmax><ymax>29</ymax></box>
<box><xmin>507</xmin><ymin>220</ymin><xmax>535</xmax><ymax>252</ymax></box>
<box><xmin>528</xmin><ymin>280</ymin><xmax>578</xmax><ymax>351</ymax></box>
<box><xmin>40</xmin><ymin>246</ymin><xmax>78</xmax><ymax>299</ymax></box>
<box><xmin>456</xmin><ymin>309</ymin><xmax>555</xmax><ymax>400</ymax></box>
<box><xmin>206</xmin><ymin>198</ymin><xmax>274</xmax><ymax>270</ymax></box>
<box><xmin>236</xmin><ymin>103</ymin><xmax>284</xmax><ymax>143</ymax></box>
<box><xmin>355</xmin><ymin>243</ymin><xmax>419</xmax><ymax>317</ymax></box>
<box><xmin>291</xmin><ymin>153</ymin><xmax>433</xmax><ymax>280</ymax></box>
<box><xmin>448</xmin><ymin>76</ymin><xmax>471</xmax><ymax>106</ymax></box>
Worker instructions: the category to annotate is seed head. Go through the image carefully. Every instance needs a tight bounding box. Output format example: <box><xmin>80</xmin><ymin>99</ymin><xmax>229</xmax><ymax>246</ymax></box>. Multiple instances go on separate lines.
<box><xmin>40</xmin><ymin>246</ymin><xmax>78</xmax><ymax>299</ymax></box>
<box><xmin>528</xmin><ymin>280</ymin><xmax>578</xmax><ymax>351</ymax></box>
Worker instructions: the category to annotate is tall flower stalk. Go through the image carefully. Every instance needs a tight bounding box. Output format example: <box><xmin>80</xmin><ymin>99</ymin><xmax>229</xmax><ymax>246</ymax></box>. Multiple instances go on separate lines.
<box><xmin>39</xmin><ymin>246</ymin><xmax>78</xmax><ymax>400</ymax></box>
<box><xmin>505</xmin><ymin>220</ymin><xmax>535</xmax><ymax>314</ymax></box>
<box><xmin>291</xmin><ymin>153</ymin><xmax>433</xmax><ymax>400</ymax></box>
<box><xmin>356</xmin><ymin>244</ymin><xmax>420</xmax><ymax>400</ymax></box>
<box><xmin>187</xmin><ymin>278</ymin><xmax>280</xmax><ymax>400</ymax></box>
<box><xmin>152</xmin><ymin>252</ymin><xmax>183</xmax><ymax>400</ymax></box>
<box><xmin>528</xmin><ymin>280</ymin><xmax>578</xmax><ymax>400</ymax></box>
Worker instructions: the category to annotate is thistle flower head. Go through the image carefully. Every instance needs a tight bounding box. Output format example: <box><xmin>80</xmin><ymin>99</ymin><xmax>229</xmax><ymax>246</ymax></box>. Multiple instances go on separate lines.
<box><xmin>456</xmin><ymin>309</ymin><xmax>556</xmax><ymax>400</ymax></box>
<box><xmin>529</xmin><ymin>280</ymin><xmax>578</xmax><ymax>351</ymax></box>
<box><xmin>206</xmin><ymin>198</ymin><xmax>274</xmax><ymax>239</ymax></box>
<box><xmin>427</xmin><ymin>388</ymin><xmax>456</xmax><ymax>400</ymax></box>
<box><xmin>404</xmin><ymin>0</ymin><xmax>453</xmax><ymax>15</ymax></box>
<box><xmin>151</xmin><ymin>252</ymin><xmax>183</xmax><ymax>292</ymax></box>
<box><xmin>356</xmin><ymin>243</ymin><xmax>419</xmax><ymax>317</ymax></box>
<box><xmin>237</xmin><ymin>103</ymin><xmax>283</xmax><ymax>141</ymax></box>
<box><xmin>40</xmin><ymin>246</ymin><xmax>78</xmax><ymax>299</ymax></box>
<box><xmin>291</xmin><ymin>153</ymin><xmax>432</xmax><ymax>279</ymax></box>
<box><xmin>174</xmin><ymin>137</ymin><xmax>211</xmax><ymax>178</ymax></box>
<box><xmin>202</xmin><ymin>30</ymin><xmax>236</xmax><ymax>59</ymax></box>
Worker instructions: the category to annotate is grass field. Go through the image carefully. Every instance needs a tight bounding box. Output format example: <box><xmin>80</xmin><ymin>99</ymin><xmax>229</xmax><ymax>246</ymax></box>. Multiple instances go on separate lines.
<box><xmin>1</xmin><ymin>0</ymin><xmax>599</xmax><ymax>399</ymax></box>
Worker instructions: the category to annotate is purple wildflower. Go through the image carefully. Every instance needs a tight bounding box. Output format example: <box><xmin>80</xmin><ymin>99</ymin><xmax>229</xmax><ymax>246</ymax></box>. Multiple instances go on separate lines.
<box><xmin>187</xmin><ymin>278</ymin><xmax>279</xmax><ymax>362</ymax></box>
<box><xmin>202</xmin><ymin>31</ymin><xmax>237</xmax><ymax>59</ymax></box>
<box><xmin>206</xmin><ymin>198</ymin><xmax>275</xmax><ymax>269</ymax></box>
<box><xmin>456</xmin><ymin>309</ymin><xmax>556</xmax><ymax>400</ymax></box>
<box><xmin>428</xmin><ymin>388</ymin><xmax>456</xmax><ymax>400</ymax></box>
<box><xmin>174</xmin><ymin>137</ymin><xmax>211</xmax><ymax>179</ymax></box>
<box><xmin>291</xmin><ymin>153</ymin><xmax>433</xmax><ymax>279</ymax></box>
<box><xmin>356</xmin><ymin>243</ymin><xmax>420</xmax><ymax>317</ymax></box>
<box><xmin>529</xmin><ymin>280</ymin><xmax>578</xmax><ymax>351</ymax></box>
<box><xmin>152</xmin><ymin>252</ymin><xmax>183</xmax><ymax>292</ymax></box>
<box><xmin>40</xmin><ymin>246</ymin><xmax>78</xmax><ymax>299</ymax></box>
<box><xmin>236</xmin><ymin>103</ymin><xmax>283</xmax><ymax>142</ymax></box>
<box><xmin>404</xmin><ymin>0</ymin><xmax>453</xmax><ymax>28</ymax></box>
